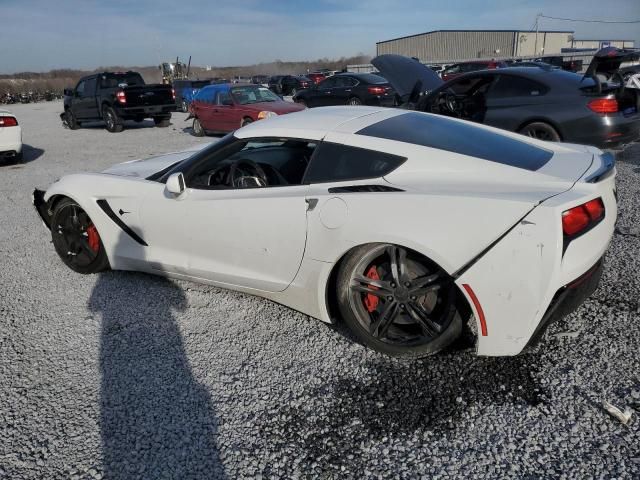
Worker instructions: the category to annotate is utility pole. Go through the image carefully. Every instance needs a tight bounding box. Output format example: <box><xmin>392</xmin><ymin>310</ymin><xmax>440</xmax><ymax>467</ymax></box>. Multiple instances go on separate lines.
<box><xmin>534</xmin><ymin>13</ymin><xmax>542</xmax><ymax>56</ymax></box>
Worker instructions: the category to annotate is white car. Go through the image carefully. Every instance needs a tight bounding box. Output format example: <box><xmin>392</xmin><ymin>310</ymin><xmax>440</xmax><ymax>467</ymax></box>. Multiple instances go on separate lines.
<box><xmin>33</xmin><ymin>107</ymin><xmax>616</xmax><ymax>358</ymax></box>
<box><xmin>0</xmin><ymin>109</ymin><xmax>22</xmax><ymax>163</ymax></box>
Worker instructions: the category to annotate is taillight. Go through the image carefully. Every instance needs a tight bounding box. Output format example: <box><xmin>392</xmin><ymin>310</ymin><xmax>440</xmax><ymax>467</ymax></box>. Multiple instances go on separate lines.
<box><xmin>116</xmin><ymin>90</ymin><xmax>126</xmax><ymax>104</ymax></box>
<box><xmin>368</xmin><ymin>86</ymin><xmax>386</xmax><ymax>95</ymax></box>
<box><xmin>588</xmin><ymin>98</ymin><xmax>618</xmax><ymax>114</ymax></box>
<box><xmin>0</xmin><ymin>116</ymin><xmax>18</xmax><ymax>127</ymax></box>
<box><xmin>171</xmin><ymin>88</ymin><xmax>176</xmax><ymax>100</ymax></box>
<box><xmin>562</xmin><ymin>198</ymin><xmax>605</xmax><ymax>236</ymax></box>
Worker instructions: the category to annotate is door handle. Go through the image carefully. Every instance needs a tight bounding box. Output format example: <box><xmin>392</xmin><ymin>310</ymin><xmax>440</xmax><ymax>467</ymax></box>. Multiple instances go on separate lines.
<box><xmin>345</xmin><ymin>89</ymin><xmax>351</xmax><ymax>92</ymax></box>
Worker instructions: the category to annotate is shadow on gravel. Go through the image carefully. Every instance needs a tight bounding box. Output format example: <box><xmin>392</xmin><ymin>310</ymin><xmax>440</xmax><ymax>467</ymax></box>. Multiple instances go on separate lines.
<box><xmin>75</xmin><ymin>120</ymin><xmax>158</xmax><ymax>130</ymax></box>
<box><xmin>90</xmin><ymin>233</ymin><xmax>226</xmax><ymax>479</ymax></box>
<box><xmin>258</xmin><ymin>353</ymin><xmax>545</xmax><ymax>477</ymax></box>
<box><xmin>0</xmin><ymin>144</ymin><xmax>44</xmax><ymax>167</ymax></box>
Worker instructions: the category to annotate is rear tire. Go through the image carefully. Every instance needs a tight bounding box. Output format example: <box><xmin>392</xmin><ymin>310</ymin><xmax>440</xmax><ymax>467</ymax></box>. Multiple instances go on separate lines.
<box><xmin>50</xmin><ymin>198</ymin><xmax>110</xmax><ymax>274</ymax></box>
<box><xmin>347</xmin><ymin>96</ymin><xmax>363</xmax><ymax>106</ymax></box>
<box><xmin>518</xmin><ymin>122</ymin><xmax>560</xmax><ymax>142</ymax></box>
<box><xmin>192</xmin><ymin>118</ymin><xmax>205</xmax><ymax>137</ymax></box>
<box><xmin>241</xmin><ymin>117</ymin><xmax>253</xmax><ymax>127</ymax></box>
<box><xmin>181</xmin><ymin>100</ymin><xmax>189</xmax><ymax>113</ymax></box>
<box><xmin>336</xmin><ymin>243</ymin><xmax>463</xmax><ymax>359</ymax></box>
<box><xmin>103</xmin><ymin>106</ymin><xmax>123</xmax><ymax>133</ymax></box>
<box><xmin>154</xmin><ymin>116</ymin><xmax>170</xmax><ymax>127</ymax></box>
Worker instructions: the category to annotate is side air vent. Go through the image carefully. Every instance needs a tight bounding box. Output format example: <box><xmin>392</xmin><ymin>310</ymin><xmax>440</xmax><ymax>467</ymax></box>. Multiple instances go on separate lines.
<box><xmin>327</xmin><ymin>185</ymin><xmax>404</xmax><ymax>193</ymax></box>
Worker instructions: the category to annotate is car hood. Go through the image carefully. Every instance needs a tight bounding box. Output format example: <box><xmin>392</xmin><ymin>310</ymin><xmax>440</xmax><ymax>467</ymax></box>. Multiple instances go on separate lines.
<box><xmin>243</xmin><ymin>101</ymin><xmax>306</xmax><ymax>114</ymax></box>
<box><xmin>372</xmin><ymin>54</ymin><xmax>443</xmax><ymax>101</ymax></box>
<box><xmin>102</xmin><ymin>143</ymin><xmax>211</xmax><ymax>178</ymax></box>
<box><xmin>583</xmin><ymin>47</ymin><xmax>640</xmax><ymax>79</ymax></box>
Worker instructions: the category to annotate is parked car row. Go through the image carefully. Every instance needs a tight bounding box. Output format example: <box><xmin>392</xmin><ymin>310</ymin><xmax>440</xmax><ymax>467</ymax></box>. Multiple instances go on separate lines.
<box><xmin>2</xmin><ymin>90</ymin><xmax>63</xmax><ymax>104</ymax></box>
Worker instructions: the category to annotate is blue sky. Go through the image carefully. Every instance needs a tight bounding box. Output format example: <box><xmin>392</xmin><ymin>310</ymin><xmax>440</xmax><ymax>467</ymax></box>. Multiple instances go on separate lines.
<box><xmin>1</xmin><ymin>0</ymin><xmax>638</xmax><ymax>73</ymax></box>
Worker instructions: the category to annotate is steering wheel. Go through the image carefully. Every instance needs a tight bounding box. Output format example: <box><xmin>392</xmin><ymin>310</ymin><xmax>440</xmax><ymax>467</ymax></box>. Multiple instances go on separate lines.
<box><xmin>444</xmin><ymin>92</ymin><xmax>462</xmax><ymax>117</ymax></box>
<box><xmin>229</xmin><ymin>159</ymin><xmax>269</xmax><ymax>188</ymax></box>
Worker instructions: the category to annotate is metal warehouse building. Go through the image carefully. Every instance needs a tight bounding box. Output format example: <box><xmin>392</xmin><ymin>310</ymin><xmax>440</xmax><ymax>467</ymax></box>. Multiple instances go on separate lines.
<box><xmin>376</xmin><ymin>30</ymin><xmax>576</xmax><ymax>62</ymax></box>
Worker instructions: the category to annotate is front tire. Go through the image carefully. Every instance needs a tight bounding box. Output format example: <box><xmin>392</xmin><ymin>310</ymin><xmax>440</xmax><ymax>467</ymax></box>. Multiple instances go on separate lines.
<box><xmin>241</xmin><ymin>117</ymin><xmax>253</xmax><ymax>127</ymax></box>
<box><xmin>192</xmin><ymin>118</ymin><xmax>205</xmax><ymax>137</ymax></box>
<box><xmin>50</xmin><ymin>198</ymin><xmax>109</xmax><ymax>274</ymax></box>
<box><xmin>65</xmin><ymin>109</ymin><xmax>79</xmax><ymax>130</ymax></box>
<box><xmin>518</xmin><ymin>122</ymin><xmax>560</xmax><ymax>142</ymax></box>
<box><xmin>103</xmin><ymin>106</ymin><xmax>123</xmax><ymax>133</ymax></box>
<box><xmin>336</xmin><ymin>243</ymin><xmax>463</xmax><ymax>359</ymax></box>
<box><xmin>347</xmin><ymin>96</ymin><xmax>363</xmax><ymax>106</ymax></box>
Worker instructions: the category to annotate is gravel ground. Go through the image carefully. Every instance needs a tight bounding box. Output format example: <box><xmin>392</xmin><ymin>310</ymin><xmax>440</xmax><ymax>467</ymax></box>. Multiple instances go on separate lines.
<box><xmin>1</xmin><ymin>101</ymin><xmax>639</xmax><ymax>479</ymax></box>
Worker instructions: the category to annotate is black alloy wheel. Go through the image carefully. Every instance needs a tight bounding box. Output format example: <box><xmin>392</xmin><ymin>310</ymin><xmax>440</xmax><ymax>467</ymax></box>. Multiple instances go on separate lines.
<box><xmin>51</xmin><ymin>198</ymin><xmax>109</xmax><ymax>274</ymax></box>
<box><xmin>337</xmin><ymin>243</ymin><xmax>463</xmax><ymax>358</ymax></box>
<box><xmin>103</xmin><ymin>106</ymin><xmax>123</xmax><ymax>133</ymax></box>
<box><xmin>348</xmin><ymin>96</ymin><xmax>363</xmax><ymax>106</ymax></box>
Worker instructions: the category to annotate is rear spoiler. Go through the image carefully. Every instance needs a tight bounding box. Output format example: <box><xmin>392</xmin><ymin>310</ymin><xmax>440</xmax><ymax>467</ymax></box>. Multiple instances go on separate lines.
<box><xmin>585</xmin><ymin>152</ymin><xmax>615</xmax><ymax>183</ymax></box>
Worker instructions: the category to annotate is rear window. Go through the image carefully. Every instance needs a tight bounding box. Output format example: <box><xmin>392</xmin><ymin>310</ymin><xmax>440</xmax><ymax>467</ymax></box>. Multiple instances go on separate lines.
<box><xmin>357</xmin><ymin>112</ymin><xmax>553</xmax><ymax>171</ymax></box>
<box><xmin>356</xmin><ymin>73</ymin><xmax>387</xmax><ymax>84</ymax></box>
<box><xmin>304</xmin><ymin>143</ymin><xmax>406</xmax><ymax>184</ymax></box>
<box><xmin>100</xmin><ymin>73</ymin><xmax>145</xmax><ymax>88</ymax></box>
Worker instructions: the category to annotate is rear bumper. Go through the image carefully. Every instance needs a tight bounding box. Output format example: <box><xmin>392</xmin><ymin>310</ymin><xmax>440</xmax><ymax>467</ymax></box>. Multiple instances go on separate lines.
<box><xmin>365</xmin><ymin>96</ymin><xmax>396</xmax><ymax>107</ymax></box>
<box><xmin>524</xmin><ymin>257</ymin><xmax>603</xmax><ymax>349</ymax></box>
<box><xmin>114</xmin><ymin>104</ymin><xmax>176</xmax><ymax>118</ymax></box>
<box><xmin>568</xmin><ymin>113</ymin><xmax>640</xmax><ymax>149</ymax></box>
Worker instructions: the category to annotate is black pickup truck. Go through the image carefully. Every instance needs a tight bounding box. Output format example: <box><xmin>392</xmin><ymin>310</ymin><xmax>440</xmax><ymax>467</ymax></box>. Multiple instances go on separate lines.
<box><xmin>61</xmin><ymin>71</ymin><xmax>176</xmax><ymax>132</ymax></box>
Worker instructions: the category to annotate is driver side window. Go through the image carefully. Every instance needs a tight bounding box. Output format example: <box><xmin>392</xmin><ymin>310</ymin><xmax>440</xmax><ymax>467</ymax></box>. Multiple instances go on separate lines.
<box><xmin>187</xmin><ymin>137</ymin><xmax>316</xmax><ymax>190</ymax></box>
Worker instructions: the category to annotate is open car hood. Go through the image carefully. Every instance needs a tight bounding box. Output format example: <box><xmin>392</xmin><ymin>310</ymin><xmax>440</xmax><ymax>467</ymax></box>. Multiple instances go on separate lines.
<box><xmin>372</xmin><ymin>54</ymin><xmax>443</xmax><ymax>102</ymax></box>
<box><xmin>102</xmin><ymin>143</ymin><xmax>210</xmax><ymax>178</ymax></box>
<box><xmin>583</xmin><ymin>47</ymin><xmax>640</xmax><ymax>79</ymax></box>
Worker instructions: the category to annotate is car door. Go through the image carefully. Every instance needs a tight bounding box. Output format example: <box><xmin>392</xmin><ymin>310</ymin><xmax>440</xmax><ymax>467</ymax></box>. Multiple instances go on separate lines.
<box><xmin>151</xmin><ymin>137</ymin><xmax>312</xmax><ymax>292</ymax></box>
<box><xmin>314</xmin><ymin>77</ymin><xmax>337</xmax><ymax>106</ymax></box>
<box><xmin>483</xmin><ymin>75</ymin><xmax>549</xmax><ymax>130</ymax></box>
<box><xmin>79</xmin><ymin>76</ymin><xmax>99</xmax><ymax>119</ymax></box>
<box><xmin>71</xmin><ymin>80</ymin><xmax>86</xmax><ymax>118</ymax></box>
<box><xmin>332</xmin><ymin>76</ymin><xmax>358</xmax><ymax>104</ymax></box>
<box><xmin>215</xmin><ymin>89</ymin><xmax>243</xmax><ymax>131</ymax></box>
<box><xmin>192</xmin><ymin>87</ymin><xmax>217</xmax><ymax>131</ymax></box>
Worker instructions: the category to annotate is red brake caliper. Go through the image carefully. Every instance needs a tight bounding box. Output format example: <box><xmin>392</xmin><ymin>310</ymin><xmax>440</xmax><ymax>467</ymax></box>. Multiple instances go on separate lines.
<box><xmin>86</xmin><ymin>224</ymin><xmax>100</xmax><ymax>253</ymax></box>
<box><xmin>363</xmin><ymin>266</ymin><xmax>380</xmax><ymax>313</ymax></box>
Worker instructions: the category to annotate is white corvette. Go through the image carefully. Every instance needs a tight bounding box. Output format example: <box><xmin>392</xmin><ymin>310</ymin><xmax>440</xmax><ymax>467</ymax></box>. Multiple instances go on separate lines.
<box><xmin>0</xmin><ymin>109</ymin><xmax>23</xmax><ymax>163</ymax></box>
<box><xmin>34</xmin><ymin>107</ymin><xmax>616</xmax><ymax>358</ymax></box>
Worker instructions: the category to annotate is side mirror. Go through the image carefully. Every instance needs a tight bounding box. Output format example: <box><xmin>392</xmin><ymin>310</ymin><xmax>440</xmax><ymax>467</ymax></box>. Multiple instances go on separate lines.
<box><xmin>166</xmin><ymin>172</ymin><xmax>186</xmax><ymax>195</ymax></box>
<box><xmin>64</xmin><ymin>88</ymin><xmax>73</xmax><ymax>96</ymax></box>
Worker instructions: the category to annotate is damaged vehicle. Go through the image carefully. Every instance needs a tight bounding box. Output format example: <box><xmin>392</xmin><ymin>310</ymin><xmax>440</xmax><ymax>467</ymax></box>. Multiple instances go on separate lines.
<box><xmin>34</xmin><ymin>107</ymin><xmax>616</xmax><ymax>358</ymax></box>
<box><xmin>373</xmin><ymin>48</ymin><xmax>640</xmax><ymax>148</ymax></box>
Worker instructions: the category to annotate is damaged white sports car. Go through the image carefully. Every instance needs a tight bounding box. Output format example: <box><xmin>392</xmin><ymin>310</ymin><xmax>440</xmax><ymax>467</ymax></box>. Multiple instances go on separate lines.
<box><xmin>34</xmin><ymin>107</ymin><xmax>616</xmax><ymax>358</ymax></box>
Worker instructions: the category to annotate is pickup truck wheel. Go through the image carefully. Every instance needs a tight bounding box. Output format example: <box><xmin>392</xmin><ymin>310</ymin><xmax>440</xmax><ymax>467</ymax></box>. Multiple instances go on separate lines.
<box><xmin>192</xmin><ymin>118</ymin><xmax>205</xmax><ymax>137</ymax></box>
<box><xmin>103</xmin><ymin>107</ymin><xmax>123</xmax><ymax>133</ymax></box>
<box><xmin>181</xmin><ymin>100</ymin><xmax>189</xmax><ymax>113</ymax></box>
<box><xmin>65</xmin><ymin>110</ymin><xmax>79</xmax><ymax>130</ymax></box>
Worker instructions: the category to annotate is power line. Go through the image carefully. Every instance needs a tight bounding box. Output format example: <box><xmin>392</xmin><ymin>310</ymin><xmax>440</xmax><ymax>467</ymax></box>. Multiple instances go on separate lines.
<box><xmin>539</xmin><ymin>14</ymin><xmax>640</xmax><ymax>24</ymax></box>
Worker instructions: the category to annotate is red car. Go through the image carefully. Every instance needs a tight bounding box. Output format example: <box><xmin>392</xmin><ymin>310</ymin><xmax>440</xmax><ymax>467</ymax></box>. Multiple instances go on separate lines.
<box><xmin>441</xmin><ymin>60</ymin><xmax>507</xmax><ymax>81</ymax></box>
<box><xmin>189</xmin><ymin>83</ymin><xmax>305</xmax><ymax>136</ymax></box>
<box><xmin>307</xmin><ymin>72</ymin><xmax>326</xmax><ymax>85</ymax></box>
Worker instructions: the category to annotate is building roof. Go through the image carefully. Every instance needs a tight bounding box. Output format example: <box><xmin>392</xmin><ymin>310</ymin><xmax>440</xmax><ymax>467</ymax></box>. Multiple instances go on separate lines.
<box><xmin>377</xmin><ymin>29</ymin><xmax>574</xmax><ymax>45</ymax></box>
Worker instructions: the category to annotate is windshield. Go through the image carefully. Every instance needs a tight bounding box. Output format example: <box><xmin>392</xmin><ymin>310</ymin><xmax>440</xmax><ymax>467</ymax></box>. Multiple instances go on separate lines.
<box><xmin>231</xmin><ymin>86</ymin><xmax>280</xmax><ymax>104</ymax></box>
